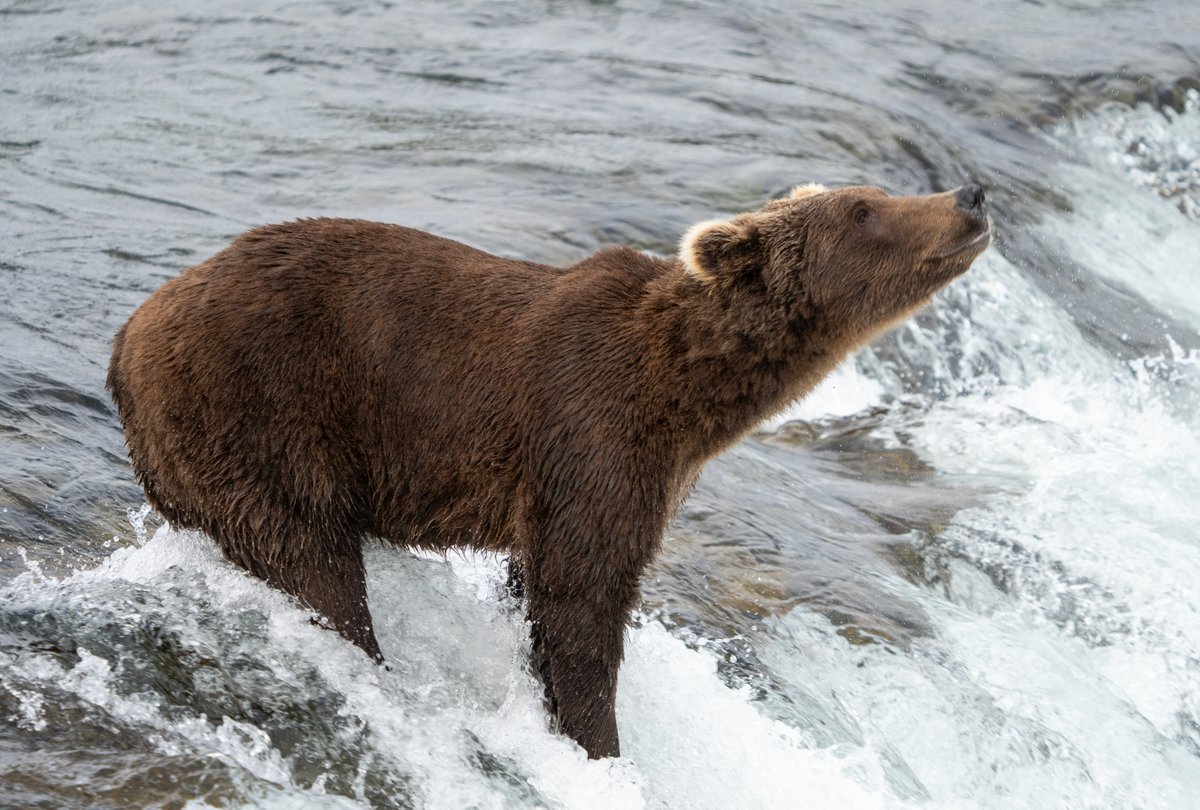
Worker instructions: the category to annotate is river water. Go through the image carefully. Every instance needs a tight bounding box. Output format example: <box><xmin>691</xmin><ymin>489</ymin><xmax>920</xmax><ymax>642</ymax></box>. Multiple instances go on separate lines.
<box><xmin>2</xmin><ymin>1</ymin><xmax>1200</xmax><ymax>807</ymax></box>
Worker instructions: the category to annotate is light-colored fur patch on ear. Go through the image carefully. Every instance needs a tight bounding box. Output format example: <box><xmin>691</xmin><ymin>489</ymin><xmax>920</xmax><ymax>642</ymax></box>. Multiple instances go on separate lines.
<box><xmin>679</xmin><ymin>218</ymin><xmax>733</xmax><ymax>283</ymax></box>
<box><xmin>789</xmin><ymin>182</ymin><xmax>828</xmax><ymax>199</ymax></box>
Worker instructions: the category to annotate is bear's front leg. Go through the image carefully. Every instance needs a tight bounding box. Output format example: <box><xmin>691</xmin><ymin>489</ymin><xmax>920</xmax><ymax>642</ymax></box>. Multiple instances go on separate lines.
<box><xmin>526</xmin><ymin>582</ymin><xmax>633</xmax><ymax>758</ymax></box>
<box><xmin>522</xmin><ymin>451</ymin><xmax>666</xmax><ymax>757</ymax></box>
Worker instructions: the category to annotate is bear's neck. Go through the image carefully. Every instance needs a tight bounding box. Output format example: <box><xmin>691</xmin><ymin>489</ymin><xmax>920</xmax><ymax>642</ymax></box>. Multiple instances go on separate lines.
<box><xmin>636</xmin><ymin>261</ymin><xmax>847</xmax><ymax>464</ymax></box>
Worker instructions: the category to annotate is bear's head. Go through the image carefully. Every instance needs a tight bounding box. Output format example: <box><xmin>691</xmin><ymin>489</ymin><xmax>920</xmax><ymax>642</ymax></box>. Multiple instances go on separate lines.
<box><xmin>679</xmin><ymin>183</ymin><xmax>990</xmax><ymax>347</ymax></box>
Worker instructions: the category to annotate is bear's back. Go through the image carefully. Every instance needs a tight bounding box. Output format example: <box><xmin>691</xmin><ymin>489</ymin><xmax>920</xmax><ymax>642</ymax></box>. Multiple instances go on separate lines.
<box><xmin>108</xmin><ymin>219</ymin><xmax>565</xmax><ymax>549</ymax></box>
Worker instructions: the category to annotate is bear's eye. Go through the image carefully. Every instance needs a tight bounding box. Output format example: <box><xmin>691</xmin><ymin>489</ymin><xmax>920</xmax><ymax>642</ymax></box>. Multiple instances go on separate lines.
<box><xmin>853</xmin><ymin>204</ymin><xmax>872</xmax><ymax>225</ymax></box>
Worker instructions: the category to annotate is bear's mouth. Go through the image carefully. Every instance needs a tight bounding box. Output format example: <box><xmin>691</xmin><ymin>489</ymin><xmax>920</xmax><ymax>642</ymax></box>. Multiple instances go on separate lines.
<box><xmin>928</xmin><ymin>221</ymin><xmax>992</xmax><ymax>262</ymax></box>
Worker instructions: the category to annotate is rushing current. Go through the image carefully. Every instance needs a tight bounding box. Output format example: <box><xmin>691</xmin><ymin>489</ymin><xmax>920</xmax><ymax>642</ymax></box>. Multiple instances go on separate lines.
<box><xmin>3</xmin><ymin>1</ymin><xmax>1200</xmax><ymax>807</ymax></box>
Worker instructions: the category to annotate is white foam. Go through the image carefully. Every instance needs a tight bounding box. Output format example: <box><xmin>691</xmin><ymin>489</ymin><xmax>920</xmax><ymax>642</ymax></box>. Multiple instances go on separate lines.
<box><xmin>1042</xmin><ymin>90</ymin><xmax>1200</xmax><ymax>323</ymax></box>
<box><xmin>760</xmin><ymin>359</ymin><xmax>886</xmax><ymax>429</ymax></box>
<box><xmin>1</xmin><ymin>523</ymin><xmax>908</xmax><ymax>809</ymax></box>
<box><xmin>7</xmin><ymin>643</ymin><xmax>298</xmax><ymax>787</ymax></box>
<box><xmin>799</xmin><ymin>96</ymin><xmax>1200</xmax><ymax>806</ymax></box>
<box><xmin>618</xmin><ymin>622</ymin><xmax>888</xmax><ymax>809</ymax></box>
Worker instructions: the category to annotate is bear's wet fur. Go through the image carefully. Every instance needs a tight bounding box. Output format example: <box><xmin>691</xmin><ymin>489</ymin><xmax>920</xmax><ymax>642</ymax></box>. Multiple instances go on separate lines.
<box><xmin>107</xmin><ymin>183</ymin><xmax>990</xmax><ymax>758</ymax></box>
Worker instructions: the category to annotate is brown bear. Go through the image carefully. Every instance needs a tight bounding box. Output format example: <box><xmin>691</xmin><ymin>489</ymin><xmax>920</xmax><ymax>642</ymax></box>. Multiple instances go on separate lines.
<box><xmin>106</xmin><ymin>182</ymin><xmax>990</xmax><ymax>759</ymax></box>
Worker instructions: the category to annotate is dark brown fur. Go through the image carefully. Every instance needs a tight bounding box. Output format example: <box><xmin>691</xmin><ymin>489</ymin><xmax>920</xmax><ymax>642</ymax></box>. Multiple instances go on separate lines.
<box><xmin>107</xmin><ymin>184</ymin><xmax>989</xmax><ymax>758</ymax></box>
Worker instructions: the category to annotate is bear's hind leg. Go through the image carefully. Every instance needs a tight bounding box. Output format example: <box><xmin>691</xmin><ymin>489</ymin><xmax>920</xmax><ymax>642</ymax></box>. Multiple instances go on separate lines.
<box><xmin>216</xmin><ymin>525</ymin><xmax>383</xmax><ymax>663</ymax></box>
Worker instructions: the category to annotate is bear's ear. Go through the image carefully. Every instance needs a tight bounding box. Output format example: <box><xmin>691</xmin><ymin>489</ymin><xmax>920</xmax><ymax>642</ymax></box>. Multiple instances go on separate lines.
<box><xmin>679</xmin><ymin>217</ymin><xmax>762</xmax><ymax>283</ymax></box>
<box><xmin>789</xmin><ymin>182</ymin><xmax>828</xmax><ymax>199</ymax></box>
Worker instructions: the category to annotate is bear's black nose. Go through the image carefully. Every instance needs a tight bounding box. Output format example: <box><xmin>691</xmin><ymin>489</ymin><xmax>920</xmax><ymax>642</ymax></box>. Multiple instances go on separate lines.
<box><xmin>955</xmin><ymin>183</ymin><xmax>986</xmax><ymax>215</ymax></box>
